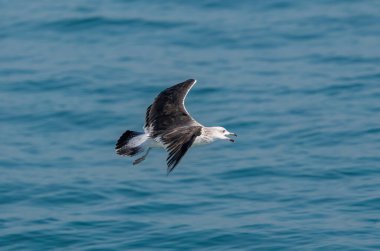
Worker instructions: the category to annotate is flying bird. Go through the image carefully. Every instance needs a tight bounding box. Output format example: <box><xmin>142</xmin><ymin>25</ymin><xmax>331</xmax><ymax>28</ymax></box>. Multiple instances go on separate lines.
<box><xmin>115</xmin><ymin>79</ymin><xmax>237</xmax><ymax>174</ymax></box>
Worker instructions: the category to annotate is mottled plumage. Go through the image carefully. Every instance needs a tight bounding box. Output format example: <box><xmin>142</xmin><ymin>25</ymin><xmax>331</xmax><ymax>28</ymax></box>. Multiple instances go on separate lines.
<box><xmin>145</xmin><ymin>79</ymin><xmax>200</xmax><ymax>134</ymax></box>
<box><xmin>115</xmin><ymin>79</ymin><xmax>236</xmax><ymax>174</ymax></box>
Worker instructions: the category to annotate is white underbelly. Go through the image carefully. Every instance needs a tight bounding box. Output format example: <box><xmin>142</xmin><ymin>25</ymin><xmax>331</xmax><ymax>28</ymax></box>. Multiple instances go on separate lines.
<box><xmin>148</xmin><ymin>135</ymin><xmax>209</xmax><ymax>148</ymax></box>
<box><xmin>148</xmin><ymin>138</ymin><xmax>165</xmax><ymax>148</ymax></box>
<box><xmin>193</xmin><ymin>135</ymin><xmax>209</xmax><ymax>146</ymax></box>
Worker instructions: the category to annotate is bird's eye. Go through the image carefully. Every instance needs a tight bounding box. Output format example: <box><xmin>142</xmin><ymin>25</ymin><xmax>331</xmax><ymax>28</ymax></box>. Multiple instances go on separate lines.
<box><xmin>222</xmin><ymin>130</ymin><xmax>226</xmax><ymax>133</ymax></box>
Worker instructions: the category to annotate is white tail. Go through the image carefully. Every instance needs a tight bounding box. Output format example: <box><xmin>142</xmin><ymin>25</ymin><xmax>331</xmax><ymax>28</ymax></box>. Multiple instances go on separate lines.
<box><xmin>115</xmin><ymin>130</ymin><xmax>148</xmax><ymax>156</ymax></box>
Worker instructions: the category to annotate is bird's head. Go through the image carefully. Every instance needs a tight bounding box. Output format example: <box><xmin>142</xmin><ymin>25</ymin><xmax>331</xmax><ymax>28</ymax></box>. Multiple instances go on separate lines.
<box><xmin>208</xmin><ymin>126</ymin><xmax>237</xmax><ymax>142</ymax></box>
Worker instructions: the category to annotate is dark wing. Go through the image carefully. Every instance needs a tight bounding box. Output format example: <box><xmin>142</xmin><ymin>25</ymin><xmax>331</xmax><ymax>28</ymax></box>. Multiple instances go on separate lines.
<box><xmin>160</xmin><ymin>126</ymin><xmax>202</xmax><ymax>174</ymax></box>
<box><xmin>144</xmin><ymin>104</ymin><xmax>152</xmax><ymax>132</ymax></box>
<box><xmin>146</xmin><ymin>79</ymin><xmax>199</xmax><ymax>135</ymax></box>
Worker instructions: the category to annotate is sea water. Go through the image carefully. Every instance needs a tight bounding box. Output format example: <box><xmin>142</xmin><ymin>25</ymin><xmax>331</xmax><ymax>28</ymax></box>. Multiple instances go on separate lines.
<box><xmin>1</xmin><ymin>1</ymin><xmax>380</xmax><ymax>250</ymax></box>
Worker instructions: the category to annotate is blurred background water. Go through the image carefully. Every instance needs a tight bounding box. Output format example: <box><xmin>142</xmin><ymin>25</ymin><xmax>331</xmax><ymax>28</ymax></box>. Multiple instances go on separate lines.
<box><xmin>1</xmin><ymin>0</ymin><xmax>380</xmax><ymax>250</ymax></box>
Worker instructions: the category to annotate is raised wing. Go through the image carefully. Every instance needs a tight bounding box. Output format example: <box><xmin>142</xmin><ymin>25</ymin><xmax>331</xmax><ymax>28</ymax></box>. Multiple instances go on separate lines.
<box><xmin>160</xmin><ymin>126</ymin><xmax>202</xmax><ymax>174</ymax></box>
<box><xmin>145</xmin><ymin>79</ymin><xmax>199</xmax><ymax>135</ymax></box>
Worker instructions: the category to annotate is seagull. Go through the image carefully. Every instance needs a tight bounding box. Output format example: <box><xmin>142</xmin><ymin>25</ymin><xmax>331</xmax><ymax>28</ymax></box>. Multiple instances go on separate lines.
<box><xmin>115</xmin><ymin>79</ymin><xmax>237</xmax><ymax>174</ymax></box>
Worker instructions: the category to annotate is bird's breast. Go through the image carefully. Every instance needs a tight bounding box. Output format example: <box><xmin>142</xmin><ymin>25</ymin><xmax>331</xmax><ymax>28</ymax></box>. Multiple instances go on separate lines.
<box><xmin>193</xmin><ymin>135</ymin><xmax>212</xmax><ymax>146</ymax></box>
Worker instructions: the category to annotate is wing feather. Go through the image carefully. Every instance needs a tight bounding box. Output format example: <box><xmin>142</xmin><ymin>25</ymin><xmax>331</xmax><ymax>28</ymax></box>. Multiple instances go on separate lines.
<box><xmin>146</xmin><ymin>79</ymin><xmax>200</xmax><ymax>135</ymax></box>
<box><xmin>160</xmin><ymin>126</ymin><xmax>202</xmax><ymax>174</ymax></box>
<box><xmin>144</xmin><ymin>104</ymin><xmax>152</xmax><ymax>132</ymax></box>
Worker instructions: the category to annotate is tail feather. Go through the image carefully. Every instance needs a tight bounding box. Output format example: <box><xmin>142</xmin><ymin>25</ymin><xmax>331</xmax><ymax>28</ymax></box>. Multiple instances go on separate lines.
<box><xmin>115</xmin><ymin>130</ymin><xmax>146</xmax><ymax>156</ymax></box>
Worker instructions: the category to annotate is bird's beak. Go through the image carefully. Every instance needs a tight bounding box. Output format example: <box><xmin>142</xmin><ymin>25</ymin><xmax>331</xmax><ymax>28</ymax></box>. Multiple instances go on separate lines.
<box><xmin>227</xmin><ymin>132</ymin><xmax>237</xmax><ymax>142</ymax></box>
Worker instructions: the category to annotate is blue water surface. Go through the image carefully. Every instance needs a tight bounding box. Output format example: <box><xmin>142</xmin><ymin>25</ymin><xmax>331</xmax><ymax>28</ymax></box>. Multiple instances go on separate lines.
<box><xmin>1</xmin><ymin>0</ymin><xmax>380</xmax><ymax>250</ymax></box>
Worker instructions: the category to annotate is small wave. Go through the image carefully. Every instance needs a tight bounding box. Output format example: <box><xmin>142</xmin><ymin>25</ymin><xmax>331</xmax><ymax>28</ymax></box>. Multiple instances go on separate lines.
<box><xmin>43</xmin><ymin>16</ymin><xmax>190</xmax><ymax>32</ymax></box>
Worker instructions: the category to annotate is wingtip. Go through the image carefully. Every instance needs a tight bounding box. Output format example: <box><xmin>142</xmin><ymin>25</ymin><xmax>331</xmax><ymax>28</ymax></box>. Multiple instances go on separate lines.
<box><xmin>166</xmin><ymin>167</ymin><xmax>173</xmax><ymax>176</ymax></box>
<box><xmin>166</xmin><ymin>163</ymin><xmax>176</xmax><ymax>176</ymax></box>
<box><xmin>186</xmin><ymin>79</ymin><xmax>196</xmax><ymax>84</ymax></box>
